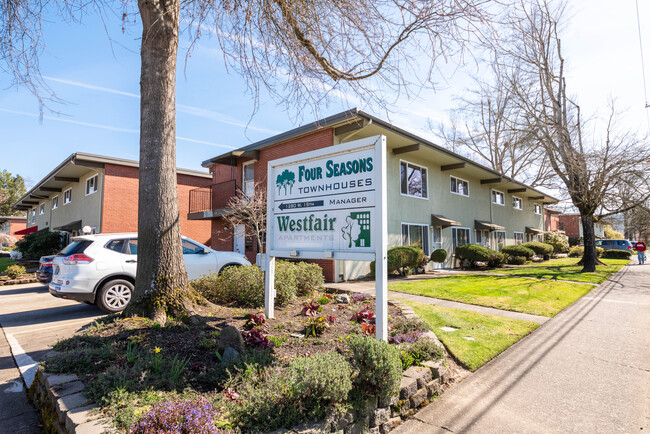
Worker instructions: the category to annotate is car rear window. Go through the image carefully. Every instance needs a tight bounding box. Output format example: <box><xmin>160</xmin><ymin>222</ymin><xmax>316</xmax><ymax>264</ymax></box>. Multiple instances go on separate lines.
<box><xmin>127</xmin><ymin>239</ymin><xmax>138</xmax><ymax>255</ymax></box>
<box><xmin>105</xmin><ymin>239</ymin><xmax>127</xmax><ymax>253</ymax></box>
<box><xmin>57</xmin><ymin>240</ymin><xmax>93</xmax><ymax>256</ymax></box>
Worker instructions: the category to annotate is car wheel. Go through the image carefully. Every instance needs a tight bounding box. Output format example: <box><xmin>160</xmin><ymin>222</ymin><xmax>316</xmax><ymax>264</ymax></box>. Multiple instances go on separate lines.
<box><xmin>97</xmin><ymin>279</ymin><xmax>133</xmax><ymax>313</ymax></box>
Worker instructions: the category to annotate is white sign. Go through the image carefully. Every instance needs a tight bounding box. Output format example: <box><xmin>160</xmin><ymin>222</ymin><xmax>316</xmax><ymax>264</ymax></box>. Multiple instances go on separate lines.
<box><xmin>264</xmin><ymin>135</ymin><xmax>388</xmax><ymax>341</ymax></box>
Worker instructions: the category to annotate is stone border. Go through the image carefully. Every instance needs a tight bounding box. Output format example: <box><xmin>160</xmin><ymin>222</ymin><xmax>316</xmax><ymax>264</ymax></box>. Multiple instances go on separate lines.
<box><xmin>29</xmin><ymin>368</ymin><xmax>114</xmax><ymax>433</ymax></box>
<box><xmin>0</xmin><ymin>274</ymin><xmax>39</xmax><ymax>286</ymax></box>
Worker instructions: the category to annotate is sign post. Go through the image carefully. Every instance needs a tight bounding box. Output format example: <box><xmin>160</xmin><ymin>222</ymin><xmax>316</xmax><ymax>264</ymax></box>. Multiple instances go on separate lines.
<box><xmin>264</xmin><ymin>135</ymin><xmax>388</xmax><ymax>340</ymax></box>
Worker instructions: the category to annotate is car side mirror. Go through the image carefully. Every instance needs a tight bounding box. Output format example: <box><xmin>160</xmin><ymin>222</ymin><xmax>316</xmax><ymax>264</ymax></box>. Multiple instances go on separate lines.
<box><xmin>200</xmin><ymin>248</ymin><xmax>209</xmax><ymax>255</ymax></box>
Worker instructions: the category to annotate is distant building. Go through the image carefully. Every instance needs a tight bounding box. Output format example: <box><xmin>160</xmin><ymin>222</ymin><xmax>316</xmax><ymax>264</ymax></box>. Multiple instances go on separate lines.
<box><xmin>544</xmin><ymin>208</ymin><xmax>562</xmax><ymax>232</ymax></box>
<box><xmin>13</xmin><ymin>153</ymin><xmax>212</xmax><ymax>245</ymax></box>
<box><xmin>558</xmin><ymin>214</ymin><xmax>605</xmax><ymax>240</ymax></box>
<box><xmin>0</xmin><ymin>216</ymin><xmax>27</xmax><ymax>245</ymax></box>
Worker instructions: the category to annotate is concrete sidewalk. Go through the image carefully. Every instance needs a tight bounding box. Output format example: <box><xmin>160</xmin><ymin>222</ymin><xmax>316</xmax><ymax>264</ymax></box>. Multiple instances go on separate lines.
<box><xmin>393</xmin><ymin>263</ymin><xmax>650</xmax><ymax>433</ymax></box>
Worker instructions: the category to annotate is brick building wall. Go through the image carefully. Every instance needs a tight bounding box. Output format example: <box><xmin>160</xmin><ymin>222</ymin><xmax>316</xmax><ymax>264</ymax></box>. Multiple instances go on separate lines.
<box><xmin>102</xmin><ymin>164</ymin><xmax>212</xmax><ymax>245</ymax></box>
<box><xmin>544</xmin><ymin>210</ymin><xmax>561</xmax><ymax>231</ymax></box>
<box><xmin>558</xmin><ymin>215</ymin><xmax>580</xmax><ymax>239</ymax></box>
<box><xmin>210</xmin><ymin>128</ymin><xmax>337</xmax><ymax>279</ymax></box>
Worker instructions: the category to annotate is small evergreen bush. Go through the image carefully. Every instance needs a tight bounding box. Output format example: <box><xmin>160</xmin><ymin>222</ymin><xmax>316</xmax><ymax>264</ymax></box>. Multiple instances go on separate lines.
<box><xmin>370</xmin><ymin>245</ymin><xmax>427</xmax><ymax>276</ymax></box>
<box><xmin>544</xmin><ymin>231</ymin><xmax>570</xmax><ymax>254</ymax></box>
<box><xmin>501</xmin><ymin>245</ymin><xmax>535</xmax><ymax>260</ymax></box>
<box><xmin>521</xmin><ymin>242</ymin><xmax>554</xmax><ymax>257</ymax></box>
<box><xmin>349</xmin><ymin>336</ymin><xmax>402</xmax><ymax>401</ymax></box>
<box><xmin>293</xmin><ymin>261</ymin><xmax>325</xmax><ymax>295</ymax></box>
<box><xmin>430</xmin><ymin>248</ymin><xmax>447</xmax><ymax>263</ymax></box>
<box><xmin>287</xmin><ymin>353</ymin><xmax>353</xmax><ymax>407</ymax></box>
<box><xmin>390</xmin><ymin>316</ymin><xmax>431</xmax><ymax>336</ymax></box>
<box><xmin>507</xmin><ymin>255</ymin><xmax>527</xmax><ymax>265</ymax></box>
<box><xmin>4</xmin><ymin>264</ymin><xmax>26</xmax><ymax>279</ymax></box>
<box><xmin>601</xmin><ymin>249</ymin><xmax>632</xmax><ymax>259</ymax></box>
<box><xmin>568</xmin><ymin>246</ymin><xmax>604</xmax><ymax>258</ymax></box>
<box><xmin>274</xmin><ymin>261</ymin><xmax>298</xmax><ymax>306</ymax></box>
<box><xmin>455</xmin><ymin>244</ymin><xmax>504</xmax><ymax>268</ymax></box>
<box><xmin>15</xmin><ymin>230</ymin><xmax>64</xmax><ymax>260</ymax></box>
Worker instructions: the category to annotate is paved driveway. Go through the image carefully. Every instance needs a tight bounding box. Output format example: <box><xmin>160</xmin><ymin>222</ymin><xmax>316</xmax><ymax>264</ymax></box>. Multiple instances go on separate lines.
<box><xmin>0</xmin><ymin>282</ymin><xmax>105</xmax><ymax>433</ymax></box>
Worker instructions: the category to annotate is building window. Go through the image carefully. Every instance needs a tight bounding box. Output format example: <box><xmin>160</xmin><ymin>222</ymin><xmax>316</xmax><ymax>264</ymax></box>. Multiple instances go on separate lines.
<box><xmin>400</xmin><ymin>161</ymin><xmax>428</xmax><ymax>198</ymax></box>
<box><xmin>85</xmin><ymin>175</ymin><xmax>98</xmax><ymax>195</ymax></box>
<box><xmin>30</xmin><ymin>209</ymin><xmax>36</xmax><ymax>224</ymax></box>
<box><xmin>64</xmin><ymin>188</ymin><xmax>72</xmax><ymax>205</ymax></box>
<box><xmin>491</xmin><ymin>190</ymin><xmax>505</xmax><ymax>206</ymax></box>
<box><xmin>514</xmin><ymin>232</ymin><xmax>524</xmax><ymax>244</ymax></box>
<box><xmin>432</xmin><ymin>226</ymin><xmax>442</xmax><ymax>250</ymax></box>
<box><xmin>450</xmin><ymin>176</ymin><xmax>469</xmax><ymax>197</ymax></box>
<box><xmin>52</xmin><ymin>196</ymin><xmax>59</xmax><ymax>210</ymax></box>
<box><xmin>512</xmin><ymin>197</ymin><xmax>523</xmax><ymax>210</ymax></box>
<box><xmin>39</xmin><ymin>203</ymin><xmax>45</xmax><ymax>215</ymax></box>
<box><xmin>494</xmin><ymin>230</ymin><xmax>506</xmax><ymax>250</ymax></box>
<box><xmin>452</xmin><ymin>227</ymin><xmax>471</xmax><ymax>248</ymax></box>
<box><xmin>534</xmin><ymin>203</ymin><xmax>542</xmax><ymax>215</ymax></box>
<box><xmin>242</xmin><ymin>162</ymin><xmax>254</xmax><ymax>198</ymax></box>
<box><xmin>401</xmin><ymin>223</ymin><xmax>430</xmax><ymax>254</ymax></box>
<box><xmin>475</xmin><ymin>229</ymin><xmax>490</xmax><ymax>247</ymax></box>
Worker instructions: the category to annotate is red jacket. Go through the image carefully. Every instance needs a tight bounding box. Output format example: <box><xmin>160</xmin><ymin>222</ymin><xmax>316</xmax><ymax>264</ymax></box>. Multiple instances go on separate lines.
<box><xmin>634</xmin><ymin>242</ymin><xmax>647</xmax><ymax>252</ymax></box>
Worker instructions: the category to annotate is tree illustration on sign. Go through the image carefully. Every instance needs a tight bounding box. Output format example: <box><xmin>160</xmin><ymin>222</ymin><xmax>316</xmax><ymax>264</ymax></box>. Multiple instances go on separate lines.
<box><xmin>276</xmin><ymin>170</ymin><xmax>296</xmax><ymax>195</ymax></box>
<box><xmin>342</xmin><ymin>215</ymin><xmax>361</xmax><ymax>248</ymax></box>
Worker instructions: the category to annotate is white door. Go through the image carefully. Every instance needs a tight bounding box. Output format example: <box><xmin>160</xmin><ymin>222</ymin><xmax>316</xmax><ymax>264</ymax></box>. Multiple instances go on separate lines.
<box><xmin>234</xmin><ymin>224</ymin><xmax>245</xmax><ymax>255</ymax></box>
<box><xmin>432</xmin><ymin>226</ymin><xmax>443</xmax><ymax>269</ymax></box>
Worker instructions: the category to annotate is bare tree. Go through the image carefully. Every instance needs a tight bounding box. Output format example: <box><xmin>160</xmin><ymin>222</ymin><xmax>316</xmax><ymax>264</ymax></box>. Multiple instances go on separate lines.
<box><xmin>501</xmin><ymin>0</ymin><xmax>650</xmax><ymax>271</ymax></box>
<box><xmin>437</xmin><ymin>58</ymin><xmax>555</xmax><ymax>188</ymax></box>
<box><xmin>2</xmin><ymin>0</ymin><xmax>496</xmax><ymax>321</ymax></box>
<box><xmin>222</xmin><ymin>185</ymin><xmax>267</xmax><ymax>255</ymax></box>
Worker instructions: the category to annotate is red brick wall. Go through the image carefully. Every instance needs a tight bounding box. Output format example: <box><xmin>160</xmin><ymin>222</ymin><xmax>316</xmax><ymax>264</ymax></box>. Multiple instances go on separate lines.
<box><xmin>209</xmin><ymin>128</ymin><xmax>336</xmax><ymax>280</ymax></box>
<box><xmin>544</xmin><ymin>211</ymin><xmax>560</xmax><ymax>231</ymax></box>
<box><xmin>102</xmin><ymin>164</ymin><xmax>212</xmax><ymax>245</ymax></box>
<box><xmin>558</xmin><ymin>215</ymin><xmax>580</xmax><ymax>239</ymax></box>
<box><xmin>9</xmin><ymin>219</ymin><xmax>26</xmax><ymax>241</ymax></box>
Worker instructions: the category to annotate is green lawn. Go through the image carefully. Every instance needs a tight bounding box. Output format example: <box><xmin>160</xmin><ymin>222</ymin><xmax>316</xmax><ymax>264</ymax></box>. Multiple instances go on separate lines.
<box><xmin>0</xmin><ymin>257</ymin><xmax>16</xmax><ymax>273</ymax></box>
<box><xmin>404</xmin><ymin>300</ymin><xmax>539</xmax><ymax>371</ymax></box>
<box><xmin>485</xmin><ymin>258</ymin><xmax>629</xmax><ymax>284</ymax></box>
<box><xmin>390</xmin><ymin>274</ymin><xmax>593</xmax><ymax>317</ymax></box>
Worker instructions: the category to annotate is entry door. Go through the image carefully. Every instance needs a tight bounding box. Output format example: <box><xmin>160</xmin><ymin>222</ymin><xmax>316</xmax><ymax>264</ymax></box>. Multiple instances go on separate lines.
<box><xmin>234</xmin><ymin>224</ymin><xmax>245</xmax><ymax>254</ymax></box>
<box><xmin>432</xmin><ymin>227</ymin><xmax>443</xmax><ymax>269</ymax></box>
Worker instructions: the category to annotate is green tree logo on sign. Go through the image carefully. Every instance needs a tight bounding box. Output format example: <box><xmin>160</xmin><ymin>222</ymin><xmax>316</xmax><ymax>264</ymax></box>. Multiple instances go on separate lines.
<box><xmin>276</xmin><ymin>170</ymin><xmax>296</xmax><ymax>195</ymax></box>
<box><xmin>342</xmin><ymin>212</ymin><xmax>371</xmax><ymax>248</ymax></box>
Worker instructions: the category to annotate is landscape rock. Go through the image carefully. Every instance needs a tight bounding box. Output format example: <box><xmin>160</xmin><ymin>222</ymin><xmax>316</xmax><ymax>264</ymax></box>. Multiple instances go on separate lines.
<box><xmin>221</xmin><ymin>346</ymin><xmax>239</xmax><ymax>365</ymax></box>
<box><xmin>399</xmin><ymin>376</ymin><xmax>418</xmax><ymax>400</ymax></box>
<box><xmin>369</xmin><ymin>408</ymin><xmax>390</xmax><ymax>427</ymax></box>
<box><xmin>218</xmin><ymin>325</ymin><xmax>245</xmax><ymax>353</ymax></box>
<box><xmin>380</xmin><ymin>417</ymin><xmax>403</xmax><ymax>434</ymax></box>
<box><xmin>410</xmin><ymin>388</ymin><xmax>428</xmax><ymax>409</ymax></box>
<box><xmin>293</xmin><ymin>420</ymin><xmax>330</xmax><ymax>433</ymax></box>
<box><xmin>403</xmin><ymin>366</ymin><xmax>432</xmax><ymax>388</ymax></box>
<box><xmin>335</xmin><ymin>294</ymin><xmax>350</xmax><ymax>304</ymax></box>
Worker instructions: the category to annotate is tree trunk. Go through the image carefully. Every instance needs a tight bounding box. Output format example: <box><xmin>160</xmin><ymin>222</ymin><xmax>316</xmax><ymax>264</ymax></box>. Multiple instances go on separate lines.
<box><xmin>578</xmin><ymin>213</ymin><xmax>603</xmax><ymax>272</ymax></box>
<box><xmin>124</xmin><ymin>0</ymin><xmax>200</xmax><ymax>322</ymax></box>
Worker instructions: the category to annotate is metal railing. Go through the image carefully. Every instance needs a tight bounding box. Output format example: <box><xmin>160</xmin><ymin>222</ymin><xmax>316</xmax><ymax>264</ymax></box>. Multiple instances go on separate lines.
<box><xmin>189</xmin><ymin>179</ymin><xmax>238</xmax><ymax>214</ymax></box>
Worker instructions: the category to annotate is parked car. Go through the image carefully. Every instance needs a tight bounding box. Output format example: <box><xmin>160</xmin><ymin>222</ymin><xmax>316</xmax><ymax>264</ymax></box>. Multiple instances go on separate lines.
<box><xmin>49</xmin><ymin>233</ymin><xmax>251</xmax><ymax>313</ymax></box>
<box><xmin>595</xmin><ymin>239</ymin><xmax>633</xmax><ymax>251</ymax></box>
<box><xmin>37</xmin><ymin>255</ymin><xmax>55</xmax><ymax>283</ymax></box>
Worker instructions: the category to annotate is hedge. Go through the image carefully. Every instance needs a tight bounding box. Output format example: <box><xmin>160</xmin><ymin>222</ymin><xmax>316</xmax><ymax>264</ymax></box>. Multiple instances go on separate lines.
<box><xmin>370</xmin><ymin>245</ymin><xmax>427</xmax><ymax>276</ymax></box>
<box><xmin>521</xmin><ymin>242</ymin><xmax>554</xmax><ymax>257</ymax></box>
<box><xmin>601</xmin><ymin>249</ymin><xmax>633</xmax><ymax>259</ymax></box>
<box><xmin>454</xmin><ymin>244</ymin><xmax>505</xmax><ymax>268</ymax></box>
<box><xmin>568</xmin><ymin>246</ymin><xmax>604</xmax><ymax>258</ymax></box>
<box><xmin>500</xmin><ymin>245</ymin><xmax>535</xmax><ymax>260</ymax></box>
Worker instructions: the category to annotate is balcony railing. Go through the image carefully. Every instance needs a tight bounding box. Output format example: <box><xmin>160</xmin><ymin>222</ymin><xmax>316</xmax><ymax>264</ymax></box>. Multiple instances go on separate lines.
<box><xmin>189</xmin><ymin>179</ymin><xmax>238</xmax><ymax>215</ymax></box>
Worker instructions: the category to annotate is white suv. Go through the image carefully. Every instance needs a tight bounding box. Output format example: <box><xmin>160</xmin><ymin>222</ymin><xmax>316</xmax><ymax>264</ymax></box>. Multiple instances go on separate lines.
<box><xmin>49</xmin><ymin>233</ymin><xmax>251</xmax><ymax>313</ymax></box>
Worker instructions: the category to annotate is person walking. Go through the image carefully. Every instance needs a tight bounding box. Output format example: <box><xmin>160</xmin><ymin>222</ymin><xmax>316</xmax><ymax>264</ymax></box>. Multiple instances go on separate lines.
<box><xmin>633</xmin><ymin>240</ymin><xmax>646</xmax><ymax>264</ymax></box>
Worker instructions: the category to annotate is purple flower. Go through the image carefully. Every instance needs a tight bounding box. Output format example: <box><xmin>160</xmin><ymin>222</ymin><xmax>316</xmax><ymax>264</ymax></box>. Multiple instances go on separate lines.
<box><xmin>129</xmin><ymin>399</ymin><xmax>219</xmax><ymax>433</ymax></box>
<box><xmin>389</xmin><ymin>331</ymin><xmax>423</xmax><ymax>344</ymax></box>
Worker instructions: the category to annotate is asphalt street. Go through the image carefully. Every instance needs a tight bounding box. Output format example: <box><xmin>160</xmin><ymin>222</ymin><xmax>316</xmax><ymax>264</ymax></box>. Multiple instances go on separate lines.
<box><xmin>0</xmin><ymin>282</ymin><xmax>104</xmax><ymax>433</ymax></box>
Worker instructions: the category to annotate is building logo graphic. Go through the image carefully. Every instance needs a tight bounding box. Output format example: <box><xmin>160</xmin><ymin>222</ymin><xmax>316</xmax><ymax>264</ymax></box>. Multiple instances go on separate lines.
<box><xmin>275</xmin><ymin>169</ymin><xmax>296</xmax><ymax>196</ymax></box>
<box><xmin>341</xmin><ymin>211</ymin><xmax>371</xmax><ymax>248</ymax></box>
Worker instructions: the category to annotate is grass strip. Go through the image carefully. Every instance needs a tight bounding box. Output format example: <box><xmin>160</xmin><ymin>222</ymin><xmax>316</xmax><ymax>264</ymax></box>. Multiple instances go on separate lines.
<box><xmin>390</xmin><ymin>274</ymin><xmax>594</xmax><ymax>317</ymax></box>
<box><xmin>485</xmin><ymin>258</ymin><xmax>629</xmax><ymax>284</ymax></box>
<box><xmin>403</xmin><ymin>300</ymin><xmax>539</xmax><ymax>371</ymax></box>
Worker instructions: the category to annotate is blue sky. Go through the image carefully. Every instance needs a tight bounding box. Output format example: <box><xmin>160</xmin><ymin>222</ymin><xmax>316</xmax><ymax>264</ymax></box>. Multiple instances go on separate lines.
<box><xmin>1</xmin><ymin>0</ymin><xmax>649</xmax><ymax>189</ymax></box>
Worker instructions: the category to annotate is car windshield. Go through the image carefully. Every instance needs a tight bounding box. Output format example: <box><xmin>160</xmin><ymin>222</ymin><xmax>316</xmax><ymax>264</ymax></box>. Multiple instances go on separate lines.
<box><xmin>57</xmin><ymin>240</ymin><xmax>93</xmax><ymax>256</ymax></box>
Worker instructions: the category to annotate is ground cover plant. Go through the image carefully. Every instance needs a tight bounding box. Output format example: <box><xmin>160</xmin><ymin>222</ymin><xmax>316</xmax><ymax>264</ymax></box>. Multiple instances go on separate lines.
<box><xmin>389</xmin><ymin>274</ymin><xmax>595</xmax><ymax>317</ymax></box>
<box><xmin>487</xmin><ymin>257</ymin><xmax>628</xmax><ymax>284</ymax></box>
<box><xmin>43</xmin><ymin>265</ymin><xmax>445</xmax><ymax>432</ymax></box>
<box><xmin>403</xmin><ymin>301</ymin><xmax>539</xmax><ymax>371</ymax></box>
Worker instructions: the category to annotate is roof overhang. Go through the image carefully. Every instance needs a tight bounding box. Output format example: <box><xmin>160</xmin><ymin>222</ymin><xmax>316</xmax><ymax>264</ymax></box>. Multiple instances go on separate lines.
<box><xmin>431</xmin><ymin>214</ymin><xmax>461</xmax><ymax>228</ymax></box>
<box><xmin>475</xmin><ymin>220</ymin><xmax>505</xmax><ymax>231</ymax></box>
<box><xmin>525</xmin><ymin>226</ymin><xmax>544</xmax><ymax>234</ymax></box>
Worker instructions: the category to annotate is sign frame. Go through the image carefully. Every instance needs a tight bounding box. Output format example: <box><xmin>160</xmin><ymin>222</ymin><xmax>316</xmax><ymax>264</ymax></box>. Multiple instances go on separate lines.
<box><xmin>264</xmin><ymin>135</ymin><xmax>388</xmax><ymax>340</ymax></box>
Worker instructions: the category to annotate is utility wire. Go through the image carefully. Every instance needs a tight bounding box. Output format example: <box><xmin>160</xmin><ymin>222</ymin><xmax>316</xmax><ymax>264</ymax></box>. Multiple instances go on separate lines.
<box><xmin>635</xmin><ymin>0</ymin><xmax>650</xmax><ymax>129</ymax></box>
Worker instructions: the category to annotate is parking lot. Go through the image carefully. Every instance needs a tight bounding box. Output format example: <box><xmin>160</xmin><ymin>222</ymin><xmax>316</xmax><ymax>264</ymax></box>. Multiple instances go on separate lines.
<box><xmin>0</xmin><ymin>282</ymin><xmax>105</xmax><ymax>433</ymax></box>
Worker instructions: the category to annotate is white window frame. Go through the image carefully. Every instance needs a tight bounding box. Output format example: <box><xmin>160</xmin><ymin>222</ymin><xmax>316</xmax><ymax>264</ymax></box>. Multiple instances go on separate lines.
<box><xmin>491</xmin><ymin>189</ymin><xmax>505</xmax><ymax>206</ymax></box>
<box><xmin>39</xmin><ymin>203</ymin><xmax>45</xmax><ymax>215</ymax></box>
<box><xmin>534</xmin><ymin>203</ymin><xmax>542</xmax><ymax>215</ymax></box>
<box><xmin>401</xmin><ymin>222</ymin><xmax>430</xmax><ymax>255</ymax></box>
<box><xmin>51</xmin><ymin>195</ymin><xmax>59</xmax><ymax>210</ymax></box>
<box><xmin>475</xmin><ymin>229</ymin><xmax>490</xmax><ymax>247</ymax></box>
<box><xmin>85</xmin><ymin>174</ymin><xmax>98</xmax><ymax>196</ymax></box>
<box><xmin>493</xmin><ymin>230</ymin><xmax>506</xmax><ymax>250</ymax></box>
<box><xmin>452</xmin><ymin>227</ymin><xmax>471</xmax><ymax>248</ymax></box>
<box><xmin>30</xmin><ymin>209</ymin><xmax>36</xmax><ymax>224</ymax></box>
<box><xmin>242</xmin><ymin>161</ymin><xmax>255</xmax><ymax>198</ymax></box>
<box><xmin>512</xmin><ymin>196</ymin><xmax>523</xmax><ymax>210</ymax></box>
<box><xmin>514</xmin><ymin>232</ymin><xmax>524</xmax><ymax>245</ymax></box>
<box><xmin>400</xmin><ymin>160</ymin><xmax>429</xmax><ymax>199</ymax></box>
<box><xmin>450</xmin><ymin>175</ymin><xmax>469</xmax><ymax>197</ymax></box>
<box><xmin>63</xmin><ymin>188</ymin><xmax>72</xmax><ymax>205</ymax></box>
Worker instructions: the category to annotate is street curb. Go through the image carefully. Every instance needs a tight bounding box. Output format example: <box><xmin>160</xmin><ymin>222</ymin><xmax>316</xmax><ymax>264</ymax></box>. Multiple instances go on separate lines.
<box><xmin>28</xmin><ymin>367</ymin><xmax>114</xmax><ymax>433</ymax></box>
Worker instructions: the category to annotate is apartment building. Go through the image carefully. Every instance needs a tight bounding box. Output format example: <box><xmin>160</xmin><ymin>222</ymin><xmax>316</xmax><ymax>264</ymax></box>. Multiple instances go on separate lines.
<box><xmin>192</xmin><ymin>109</ymin><xmax>558</xmax><ymax>281</ymax></box>
<box><xmin>14</xmin><ymin>153</ymin><xmax>212</xmax><ymax>245</ymax></box>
